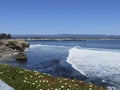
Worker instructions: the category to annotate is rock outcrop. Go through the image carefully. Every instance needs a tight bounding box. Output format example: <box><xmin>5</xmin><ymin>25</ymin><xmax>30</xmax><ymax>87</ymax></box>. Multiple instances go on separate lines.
<box><xmin>0</xmin><ymin>39</ymin><xmax>30</xmax><ymax>60</ymax></box>
<box><xmin>0</xmin><ymin>39</ymin><xmax>29</xmax><ymax>51</ymax></box>
<box><xmin>16</xmin><ymin>52</ymin><xmax>27</xmax><ymax>60</ymax></box>
<box><xmin>0</xmin><ymin>45</ymin><xmax>15</xmax><ymax>58</ymax></box>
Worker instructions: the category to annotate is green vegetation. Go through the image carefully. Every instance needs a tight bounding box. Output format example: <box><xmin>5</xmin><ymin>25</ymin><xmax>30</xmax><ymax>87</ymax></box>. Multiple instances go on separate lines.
<box><xmin>0</xmin><ymin>64</ymin><xmax>106</xmax><ymax>90</ymax></box>
<box><xmin>8</xmin><ymin>40</ymin><xmax>18</xmax><ymax>45</ymax></box>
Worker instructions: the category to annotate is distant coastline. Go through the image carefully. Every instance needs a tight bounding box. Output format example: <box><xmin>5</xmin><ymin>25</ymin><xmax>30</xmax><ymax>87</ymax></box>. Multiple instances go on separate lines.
<box><xmin>20</xmin><ymin>38</ymin><xmax>120</xmax><ymax>41</ymax></box>
<box><xmin>12</xmin><ymin>34</ymin><xmax>120</xmax><ymax>41</ymax></box>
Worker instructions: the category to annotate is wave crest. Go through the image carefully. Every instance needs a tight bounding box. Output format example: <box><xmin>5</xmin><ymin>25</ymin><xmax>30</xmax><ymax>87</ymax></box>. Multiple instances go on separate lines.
<box><xmin>30</xmin><ymin>44</ymin><xmax>69</xmax><ymax>48</ymax></box>
<box><xmin>66</xmin><ymin>47</ymin><xmax>120</xmax><ymax>87</ymax></box>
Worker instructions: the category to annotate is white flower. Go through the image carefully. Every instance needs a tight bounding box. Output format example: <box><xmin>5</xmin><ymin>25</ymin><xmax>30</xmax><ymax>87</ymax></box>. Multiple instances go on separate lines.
<box><xmin>27</xmin><ymin>81</ymin><xmax>30</xmax><ymax>83</ymax></box>
<box><xmin>46</xmin><ymin>80</ymin><xmax>49</xmax><ymax>83</ymax></box>
<box><xmin>39</xmin><ymin>80</ymin><xmax>41</xmax><ymax>82</ymax></box>
<box><xmin>37</xmin><ymin>85</ymin><xmax>40</xmax><ymax>87</ymax></box>
<box><xmin>60</xmin><ymin>81</ymin><xmax>62</xmax><ymax>83</ymax></box>
<box><xmin>35</xmin><ymin>80</ymin><xmax>38</xmax><ymax>82</ymax></box>
<box><xmin>19</xmin><ymin>71</ymin><xmax>23</xmax><ymax>73</ymax></box>
<box><xmin>48</xmin><ymin>84</ymin><xmax>50</xmax><ymax>86</ymax></box>
<box><xmin>25</xmin><ymin>70</ymin><xmax>28</xmax><ymax>72</ymax></box>
<box><xmin>41</xmin><ymin>76</ymin><xmax>43</xmax><ymax>78</ymax></box>
<box><xmin>64</xmin><ymin>78</ymin><xmax>67</xmax><ymax>81</ymax></box>
<box><xmin>61</xmin><ymin>86</ymin><xmax>64</xmax><ymax>88</ymax></box>
<box><xmin>30</xmin><ymin>75</ymin><xmax>33</xmax><ymax>78</ymax></box>
<box><xmin>65</xmin><ymin>83</ymin><xmax>67</xmax><ymax>85</ymax></box>
<box><xmin>0</xmin><ymin>72</ymin><xmax>3</xmax><ymax>74</ymax></box>
<box><xmin>72</xmin><ymin>80</ymin><xmax>74</xmax><ymax>82</ymax></box>
<box><xmin>75</xmin><ymin>84</ymin><xmax>78</xmax><ymax>86</ymax></box>
<box><xmin>24</xmin><ymin>77</ymin><xmax>27</xmax><ymax>80</ymax></box>
<box><xmin>89</xmin><ymin>84</ymin><xmax>92</xmax><ymax>88</ymax></box>
<box><xmin>23</xmin><ymin>80</ymin><xmax>26</xmax><ymax>83</ymax></box>
<box><xmin>69</xmin><ymin>85</ymin><xmax>71</xmax><ymax>87</ymax></box>
<box><xmin>80</xmin><ymin>81</ymin><xmax>83</xmax><ymax>83</ymax></box>
<box><xmin>43</xmin><ymin>80</ymin><xmax>45</xmax><ymax>83</ymax></box>
<box><xmin>58</xmin><ymin>88</ymin><xmax>61</xmax><ymax>90</ymax></box>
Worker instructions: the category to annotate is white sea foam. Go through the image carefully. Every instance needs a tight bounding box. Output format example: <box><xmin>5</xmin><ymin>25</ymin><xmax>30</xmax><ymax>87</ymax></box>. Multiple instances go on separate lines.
<box><xmin>30</xmin><ymin>44</ymin><xmax>43</xmax><ymax>48</ymax></box>
<box><xmin>66</xmin><ymin>47</ymin><xmax>120</xmax><ymax>87</ymax></box>
<box><xmin>30</xmin><ymin>44</ymin><xmax>69</xmax><ymax>48</ymax></box>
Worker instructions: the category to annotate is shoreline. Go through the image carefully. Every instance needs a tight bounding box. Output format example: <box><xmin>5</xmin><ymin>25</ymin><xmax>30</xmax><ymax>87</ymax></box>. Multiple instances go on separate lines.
<box><xmin>0</xmin><ymin>45</ymin><xmax>16</xmax><ymax>60</ymax></box>
<box><xmin>0</xmin><ymin>52</ymin><xmax>18</xmax><ymax>61</ymax></box>
<box><xmin>0</xmin><ymin>39</ymin><xmax>30</xmax><ymax>61</ymax></box>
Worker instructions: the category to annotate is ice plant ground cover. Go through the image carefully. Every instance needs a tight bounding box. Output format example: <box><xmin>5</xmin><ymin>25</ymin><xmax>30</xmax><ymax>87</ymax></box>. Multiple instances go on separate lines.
<box><xmin>0</xmin><ymin>64</ymin><xmax>106</xmax><ymax>90</ymax></box>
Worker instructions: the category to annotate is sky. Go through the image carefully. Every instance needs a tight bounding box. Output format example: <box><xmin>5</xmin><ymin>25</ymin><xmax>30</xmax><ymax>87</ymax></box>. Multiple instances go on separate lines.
<box><xmin>0</xmin><ymin>0</ymin><xmax>120</xmax><ymax>35</ymax></box>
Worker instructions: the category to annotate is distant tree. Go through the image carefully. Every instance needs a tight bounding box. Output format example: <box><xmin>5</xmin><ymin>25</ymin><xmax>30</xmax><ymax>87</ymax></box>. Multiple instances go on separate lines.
<box><xmin>7</xmin><ymin>34</ymin><xmax>11</xmax><ymax>39</ymax></box>
<box><xmin>0</xmin><ymin>33</ymin><xmax>12</xmax><ymax>39</ymax></box>
<box><xmin>0</xmin><ymin>33</ymin><xmax>7</xmax><ymax>39</ymax></box>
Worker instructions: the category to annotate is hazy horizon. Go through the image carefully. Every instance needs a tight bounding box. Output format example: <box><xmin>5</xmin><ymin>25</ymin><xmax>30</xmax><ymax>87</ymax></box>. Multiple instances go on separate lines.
<box><xmin>5</xmin><ymin>33</ymin><xmax>120</xmax><ymax>36</ymax></box>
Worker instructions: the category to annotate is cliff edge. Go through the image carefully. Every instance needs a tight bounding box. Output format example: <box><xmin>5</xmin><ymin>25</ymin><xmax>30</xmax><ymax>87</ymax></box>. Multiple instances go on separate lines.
<box><xmin>0</xmin><ymin>39</ymin><xmax>29</xmax><ymax>60</ymax></box>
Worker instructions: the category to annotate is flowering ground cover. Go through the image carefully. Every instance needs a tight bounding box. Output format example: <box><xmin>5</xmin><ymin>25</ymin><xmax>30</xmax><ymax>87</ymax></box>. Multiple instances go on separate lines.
<box><xmin>0</xmin><ymin>64</ymin><xmax>106</xmax><ymax>90</ymax></box>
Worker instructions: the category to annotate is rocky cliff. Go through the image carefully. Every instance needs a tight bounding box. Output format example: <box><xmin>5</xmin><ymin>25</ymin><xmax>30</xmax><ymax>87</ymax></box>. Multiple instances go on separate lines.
<box><xmin>0</xmin><ymin>39</ymin><xmax>29</xmax><ymax>60</ymax></box>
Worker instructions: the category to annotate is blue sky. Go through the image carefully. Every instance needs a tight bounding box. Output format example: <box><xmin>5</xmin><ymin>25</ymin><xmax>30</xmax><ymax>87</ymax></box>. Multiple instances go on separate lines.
<box><xmin>0</xmin><ymin>0</ymin><xmax>120</xmax><ymax>35</ymax></box>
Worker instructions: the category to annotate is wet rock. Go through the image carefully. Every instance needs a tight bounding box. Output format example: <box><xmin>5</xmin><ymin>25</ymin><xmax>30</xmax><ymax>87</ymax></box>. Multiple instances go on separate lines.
<box><xmin>16</xmin><ymin>52</ymin><xmax>27</xmax><ymax>60</ymax></box>
<box><xmin>0</xmin><ymin>45</ymin><xmax>14</xmax><ymax>58</ymax></box>
<box><xmin>0</xmin><ymin>39</ymin><xmax>29</xmax><ymax>60</ymax></box>
<box><xmin>22</xmin><ymin>42</ymin><xmax>30</xmax><ymax>48</ymax></box>
<box><xmin>0</xmin><ymin>41</ymin><xmax>3</xmax><ymax>45</ymax></box>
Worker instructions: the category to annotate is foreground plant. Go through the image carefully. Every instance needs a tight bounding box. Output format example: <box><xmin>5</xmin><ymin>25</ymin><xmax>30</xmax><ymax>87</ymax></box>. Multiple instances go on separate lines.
<box><xmin>0</xmin><ymin>64</ymin><xmax>106</xmax><ymax>90</ymax></box>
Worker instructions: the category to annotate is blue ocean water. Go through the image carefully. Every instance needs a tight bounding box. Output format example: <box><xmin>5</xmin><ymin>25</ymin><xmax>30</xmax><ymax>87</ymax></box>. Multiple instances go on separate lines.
<box><xmin>1</xmin><ymin>40</ymin><xmax>120</xmax><ymax>89</ymax></box>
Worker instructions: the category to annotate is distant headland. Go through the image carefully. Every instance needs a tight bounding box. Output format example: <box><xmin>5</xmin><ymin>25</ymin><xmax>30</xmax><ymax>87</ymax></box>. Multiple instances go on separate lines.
<box><xmin>12</xmin><ymin>34</ymin><xmax>120</xmax><ymax>41</ymax></box>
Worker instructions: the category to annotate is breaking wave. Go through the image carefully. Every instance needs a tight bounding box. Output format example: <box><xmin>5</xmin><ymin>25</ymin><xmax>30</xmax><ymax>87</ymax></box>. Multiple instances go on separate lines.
<box><xmin>30</xmin><ymin>44</ymin><xmax>69</xmax><ymax>48</ymax></box>
<box><xmin>66</xmin><ymin>47</ymin><xmax>120</xmax><ymax>88</ymax></box>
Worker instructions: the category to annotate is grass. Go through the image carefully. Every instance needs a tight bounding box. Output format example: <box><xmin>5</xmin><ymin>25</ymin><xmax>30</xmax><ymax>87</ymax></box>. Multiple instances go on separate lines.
<box><xmin>8</xmin><ymin>40</ymin><xmax>18</xmax><ymax>45</ymax></box>
<box><xmin>0</xmin><ymin>64</ymin><xmax>106</xmax><ymax>90</ymax></box>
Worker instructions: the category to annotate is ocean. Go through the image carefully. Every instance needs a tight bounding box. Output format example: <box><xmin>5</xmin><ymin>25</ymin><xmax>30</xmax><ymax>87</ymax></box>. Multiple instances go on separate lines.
<box><xmin>1</xmin><ymin>40</ymin><xmax>120</xmax><ymax>89</ymax></box>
